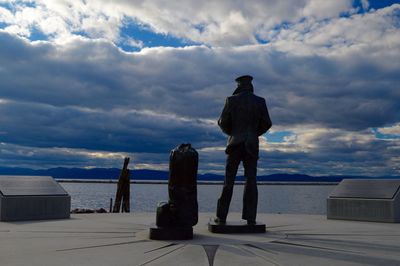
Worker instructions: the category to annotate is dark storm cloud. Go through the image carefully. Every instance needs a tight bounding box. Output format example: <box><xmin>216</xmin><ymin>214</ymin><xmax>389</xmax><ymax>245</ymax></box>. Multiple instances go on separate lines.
<box><xmin>254</xmin><ymin>51</ymin><xmax>400</xmax><ymax>131</ymax></box>
<box><xmin>1</xmin><ymin>31</ymin><xmax>399</xmax><ymax>132</ymax></box>
<box><xmin>256</xmin><ymin>127</ymin><xmax>400</xmax><ymax>176</ymax></box>
<box><xmin>0</xmin><ymin>99</ymin><xmax>222</xmax><ymax>153</ymax></box>
<box><xmin>0</xmin><ymin>142</ymin><xmax>172</xmax><ymax>170</ymax></box>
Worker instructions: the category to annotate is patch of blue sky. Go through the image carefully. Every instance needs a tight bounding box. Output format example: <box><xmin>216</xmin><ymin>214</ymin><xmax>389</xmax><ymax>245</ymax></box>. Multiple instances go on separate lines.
<box><xmin>367</xmin><ymin>0</ymin><xmax>400</xmax><ymax>10</ymax></box>
<box><xmin>0</xmin><ymin>21</ymin><xmax>50</xmax><ymax>41</ymax></box>
<box><xmin>327</xmin><ymin>0</ymin><xmax>398</xmax><ymax>19</ymax></box>
<box><xmin>351</xmin><ymin>0</ymin><xmax>370</xmax><ymax>13</ymax></box>
<box><xmin>264</xmin><ymin>131</ymin><xmax>295</xmax><ymax>143</ymax></box>
<box><xmin>0</xmin><ymin>2</ymin><xmax>15</xmax><ymax>11</ymax></box>
<box><xmin>29</xmin><ymin>26</ymin><xmax>49</xmax><ymax>41</ymax></box>
<box><xmin>20</xmin><ymin>1</ymin><xmax>36</xmax><ymax>8</ymax></box>
<box><xmin>372</xmin><ymin>128</ymin><xmax>400</xmax><ymax>140</ymax></box>
<box><xmin>350</xmin><ymin>0</ymin><xmax>399</xmax><ymax>15</ymax></box>
<box><xmin>119</xmin><ymin>19</ymin><xmax>200</xmax><ymax>52</ymax></box>
<box><xmin>272</xmin><ymin>21</ymin><xmax>293</xmax><ymax>31</ymax></box>
<box><xmin>0</xmin><ymin>1</ymin><xmax>36</xmax><ymax>11</ymax></box>
<box><xmin>255</xmin><ymin>34</ymin><xmax>269</xmax><ymax>44</ymax></box>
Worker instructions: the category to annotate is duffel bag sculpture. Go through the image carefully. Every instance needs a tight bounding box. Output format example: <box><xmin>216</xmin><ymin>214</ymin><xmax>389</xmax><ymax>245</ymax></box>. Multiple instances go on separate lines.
<box><xmin>150</xmin><ymin>143</ymin><xmax>198</xmax><ymax>240</ymax></box>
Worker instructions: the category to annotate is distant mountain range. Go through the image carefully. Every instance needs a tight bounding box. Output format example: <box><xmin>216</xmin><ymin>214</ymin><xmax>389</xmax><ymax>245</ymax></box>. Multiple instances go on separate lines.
<box><xmin>0</xmin><ymin>166</ymin><xmax>399</xmax><ymax>182</ymax></box>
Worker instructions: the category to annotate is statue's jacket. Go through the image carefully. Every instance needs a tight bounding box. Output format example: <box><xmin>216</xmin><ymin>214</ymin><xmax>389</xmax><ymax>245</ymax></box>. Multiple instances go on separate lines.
<box><xmin>218</xmin><ymin>90</ymin><xmax>272</xmax><ymax>158</ymax></box>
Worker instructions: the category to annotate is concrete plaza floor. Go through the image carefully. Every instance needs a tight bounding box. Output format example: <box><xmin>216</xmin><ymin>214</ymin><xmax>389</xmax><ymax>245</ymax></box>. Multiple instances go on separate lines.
<box><xmin>1</xmin><ymin>212</ymin><xmax>399</xmax><ymax>266</ymax></box>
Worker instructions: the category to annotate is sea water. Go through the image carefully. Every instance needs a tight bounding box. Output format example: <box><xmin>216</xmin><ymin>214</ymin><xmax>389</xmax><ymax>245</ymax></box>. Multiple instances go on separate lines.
<box><xmin>61</xmin><ymin>183</ymin><xmax>335</xmax><ymax>214</ymax></box>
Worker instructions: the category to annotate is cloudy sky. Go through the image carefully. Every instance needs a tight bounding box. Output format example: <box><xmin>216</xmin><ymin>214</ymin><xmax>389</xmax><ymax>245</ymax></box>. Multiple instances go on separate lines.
<box><xmin>0</xmin><ymin>0</ymin><xmax>399</xmax><ymax>176</ymax></box>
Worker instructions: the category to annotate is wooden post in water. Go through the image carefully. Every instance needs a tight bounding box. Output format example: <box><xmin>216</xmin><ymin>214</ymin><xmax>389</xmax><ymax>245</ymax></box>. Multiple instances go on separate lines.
<box><xmin>113</xmin><ymin>157</ymin><xmax>131</xmax><ymax>213</ymax></box>
<box><xmin>121</xmin><ymin>173</ymin><xmax>130</xmax><ymax>213</ymax></box>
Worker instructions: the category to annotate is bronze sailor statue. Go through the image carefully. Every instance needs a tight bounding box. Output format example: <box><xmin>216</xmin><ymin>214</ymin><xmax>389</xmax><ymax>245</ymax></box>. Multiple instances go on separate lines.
<box><xmin>214</xmin><ymin>75</ymin><xmax>272</xmax><ymax>227</ymax></box>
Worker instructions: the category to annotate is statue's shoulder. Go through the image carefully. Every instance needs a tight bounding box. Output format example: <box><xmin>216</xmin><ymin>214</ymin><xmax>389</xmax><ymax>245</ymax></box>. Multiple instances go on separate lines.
<box><xmin>253</xmin><ymin>94</ymin><xmax>266</xmax><ymax>103</ymax></box>
<box><xmin>226</xmin><ymin>94</ymin><xmax>238</xmax><ymax>102</ymax></box>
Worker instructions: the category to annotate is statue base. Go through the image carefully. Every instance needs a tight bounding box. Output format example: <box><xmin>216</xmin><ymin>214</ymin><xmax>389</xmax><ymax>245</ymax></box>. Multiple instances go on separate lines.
<box><xmin>208</xmin><ymin>220</ymin><xmax>266</xmax><ymax>234</ymax></box>
<box><xmin>149</xmin><ymin>226</ymin><xmax>193</xmax><ymax>240</ymax></box>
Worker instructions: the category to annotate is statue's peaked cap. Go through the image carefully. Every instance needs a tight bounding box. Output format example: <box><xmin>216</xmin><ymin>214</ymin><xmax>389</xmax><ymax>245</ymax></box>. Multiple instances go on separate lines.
<box><xmin>235</xmin><ymin>75</ymin><xmax>253</xmax><ymax>84</ymax></box>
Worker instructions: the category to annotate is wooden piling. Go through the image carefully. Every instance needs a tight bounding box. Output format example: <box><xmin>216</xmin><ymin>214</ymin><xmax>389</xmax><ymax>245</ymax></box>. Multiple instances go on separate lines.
<box><xmin>113</xmin><ymin>157</ymin><xmax>131</xmax><ymax>213</ymax></box>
